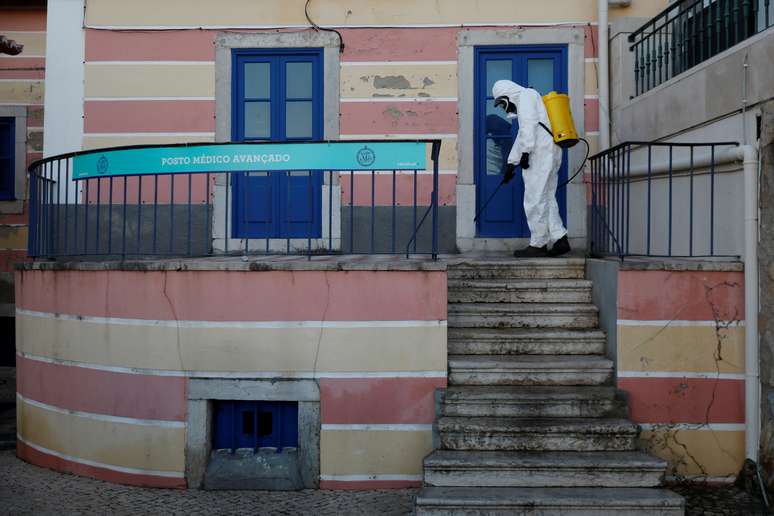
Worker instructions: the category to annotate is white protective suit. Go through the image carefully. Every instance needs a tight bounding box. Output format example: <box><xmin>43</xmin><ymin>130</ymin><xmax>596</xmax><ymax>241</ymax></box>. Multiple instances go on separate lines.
<box><xmin>492</xmin><ymin>80</ymin><xmax>567</xmax><ymax>248</ymax></box>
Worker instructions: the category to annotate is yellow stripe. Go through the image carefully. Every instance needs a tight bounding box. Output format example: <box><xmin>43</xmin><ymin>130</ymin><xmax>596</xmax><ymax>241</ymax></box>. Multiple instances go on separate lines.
<box><xmin>16</xmin><ymin>313</ymin><xmax>447</xmax><ymax>373</ymax></box>
<box><xmin>85</xmin><ymin>63</ymin><xmax>215</xmax><ymax>98</ymax></box>
<box><xmin>584</xmin><ymin>62</ymin><xmax>597</xmax><ymax>96</ymax></box>
<box><xmin>85</xmin><ymin>0</ymin><xmax>669</xmax><ymax>26</ymax></box>
<box><xmin>0</xmin><ymin>226</ymin><xmax>28</xmax><ymax>250</ymax></box>
<box><xmin>0</xmin><ymin>80</ymin><xmax>44</xmax><ymax>104</ymax></box>
<box><xmin>639</xmin><ymin>428</ymin><xmax>744</xmax><ymax>477</ymax></box>
<box><xmin>617</xmin><ymin>324</ymin><xmax>745</xmax><ymax>374</ymax></box>
<box><xmin>584</xmin><ymin>133</ymin><xmax>600</xmax><ymax>155</ymax></box>
<box><xmin>341</xmin><ymin>63</ymin><xmax>457</xmax><ymax>99</ymax></box>
<box><xmin>0</xmin><ymin>32</ymin><xmax>45</xmax><ymax>56</ymax></box>
<box><xmin>17</xmin><ymin>397</ymin><xmax>185</xmax><ymax>473</ymax></box>
<box><xmin>82</xmin><ymin>133</ymin><xmax>216</xmax><ymax>150</ymax></box>
<box><xmin>320</xmin><ymin>429</ymin><xmax>431</xmax><ymax>476</ymax></box>
<box><xmin>426</xmin><ymin>137</ymin><xmax>457</xmax><ymax>171</ymax></box>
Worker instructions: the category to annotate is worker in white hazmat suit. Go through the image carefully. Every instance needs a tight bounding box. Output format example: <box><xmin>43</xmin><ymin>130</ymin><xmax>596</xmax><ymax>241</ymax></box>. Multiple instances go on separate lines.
<box><xmin>492</xmin><ymin>79</ymin><xmax>570</xmax><ymax>257</ymax></box>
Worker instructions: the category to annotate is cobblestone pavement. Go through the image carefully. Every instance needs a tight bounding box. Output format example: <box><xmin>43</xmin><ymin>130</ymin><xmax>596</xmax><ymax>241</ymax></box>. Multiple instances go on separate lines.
<box><xmin>670</xmin><ymin>483</ymin><xmax>770</xmax><ymax>515</ymax></box>
<box><xmin>0</xmin><ymin>451</ymin><xmax>415</xmax><ymax>516</ymax></box>
<box><xmin>1</xmin><ymin>450</ymin><xmax>772</xmax><ymax>515</ymax></box>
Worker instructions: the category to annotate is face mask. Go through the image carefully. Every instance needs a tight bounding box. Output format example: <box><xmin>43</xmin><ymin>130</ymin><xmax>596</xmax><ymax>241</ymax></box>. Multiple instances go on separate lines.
<box><xmin>494</xmin><ymin>96</ymin><xmax>517</xmax><ymax>118</ymax></box>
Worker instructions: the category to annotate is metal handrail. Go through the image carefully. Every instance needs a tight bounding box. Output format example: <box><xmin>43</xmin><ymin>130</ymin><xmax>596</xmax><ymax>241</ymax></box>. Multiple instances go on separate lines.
<box><xmin>27</xmin><ymin>140</ymin><xmax>442</xmax><ymax>261</ymax></box>
<box><xmin>589</xmin><ymin>140</ymin><xmax>740</xmax><ymax>259</ymax></box>
<box><xmin>628</xmin><ymin>0</ymin><xmax>771</xmax><ymax>96</ymax></box>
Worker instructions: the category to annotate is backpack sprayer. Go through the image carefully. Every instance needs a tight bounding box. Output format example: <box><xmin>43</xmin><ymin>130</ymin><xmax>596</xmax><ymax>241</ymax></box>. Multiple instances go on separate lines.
<box><xmin>474</xmin><ymin>91</ymin><xmax>590</xmax><ymax>222</ymax></box>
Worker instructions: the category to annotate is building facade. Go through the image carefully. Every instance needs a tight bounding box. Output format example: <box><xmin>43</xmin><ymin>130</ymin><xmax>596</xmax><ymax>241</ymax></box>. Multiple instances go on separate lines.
<box><xmin>12</xmin><ymin>0</ymin><xmax>774</xmax><ymax>499</ymax></box>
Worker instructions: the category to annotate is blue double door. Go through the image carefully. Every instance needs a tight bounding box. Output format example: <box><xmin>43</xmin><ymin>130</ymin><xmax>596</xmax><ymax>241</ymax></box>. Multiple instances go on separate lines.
<box><xmin>475</xmin><ymin>45</ymin><xmax>569</xmax><ymax>237</ymax></box>
<box><xmin>232</xmin><ymin>49</ymin><xmax>323</xmax><ymax>238</ymax></box>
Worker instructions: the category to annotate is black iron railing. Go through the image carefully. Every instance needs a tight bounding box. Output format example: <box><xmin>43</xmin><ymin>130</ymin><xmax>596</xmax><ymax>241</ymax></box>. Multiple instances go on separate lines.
<box><xmin>28</xmin><ymin>140</ymin><xmax>441</xmax><ymax>260</ymax></box>
<box><xmin>629</xmin><ymin>0</ymin><xmax>772</xmax><ymax>96</ymax></box>
<box><xmin>589</xmin><ymin>141</ymin><xmax>741</xmax><ymax>259</ymax></box>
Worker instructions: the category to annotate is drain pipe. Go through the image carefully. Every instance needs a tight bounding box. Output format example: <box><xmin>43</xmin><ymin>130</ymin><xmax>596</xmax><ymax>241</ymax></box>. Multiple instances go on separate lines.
<box><xmin>598</xmin><ymin>0</ymin><xmax>610</xmax><ymax>149</ymax></box>
<box><xmin>736</xmin><ymin>143</ymin><xmax>760</xmax><ymax>461</ymax></box>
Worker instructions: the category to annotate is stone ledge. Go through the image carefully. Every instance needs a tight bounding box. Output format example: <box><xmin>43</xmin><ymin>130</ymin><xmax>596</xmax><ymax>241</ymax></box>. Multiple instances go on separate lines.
<box><xmin>589</xmin><ymin>257</ymin><xmax>743</xmax><ymax>272</ymax></box>
<box><xmin>16</xmin><ymin>255</ymin><xmax>447</xmax><ymax>272</ymax></box>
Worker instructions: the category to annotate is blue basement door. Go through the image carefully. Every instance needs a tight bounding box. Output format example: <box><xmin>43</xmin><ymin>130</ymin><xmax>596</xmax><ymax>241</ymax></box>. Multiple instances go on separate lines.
<box><xmin>475</xmin><ymin>45</ymin><xmax>569</xmax><ymax>238</ymax></box>
<box><xmin>231</xmin><ymin>49</ymin><xmax>323</xmax><ymax>238</ymax></box>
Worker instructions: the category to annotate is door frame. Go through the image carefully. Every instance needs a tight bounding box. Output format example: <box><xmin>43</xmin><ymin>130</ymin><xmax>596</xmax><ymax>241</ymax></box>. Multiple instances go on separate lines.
<box><xmin>213</xmin><ymin>32</ymin><xmax>341</xmax><ymax>253</ymax></box>
<box><xmin>473</xmin><ymin>44</ymin><xmax>569</xmax><ymax>238</ymax></box>
<box><xmin>456</xmin><ymin>28</ymin><xmax>587</xmax><ymax>252</ymax></box>
<box><xmin>230</xmin><ymin>48</ymin><xmax>324</xmax><ymax>240</ymax></box>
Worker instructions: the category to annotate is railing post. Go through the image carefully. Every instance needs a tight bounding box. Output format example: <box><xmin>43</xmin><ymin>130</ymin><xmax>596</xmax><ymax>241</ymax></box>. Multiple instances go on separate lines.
<box><xmin>431</xmin><ymin>140</ymin><xmax>441</xmax><ymax>260</ymax></box>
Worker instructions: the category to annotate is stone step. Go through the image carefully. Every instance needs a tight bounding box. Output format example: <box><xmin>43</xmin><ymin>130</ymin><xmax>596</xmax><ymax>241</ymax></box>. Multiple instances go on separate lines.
<box><xmin>438</xmin><ymin>417</ymin><xmax>639</xmax><ymax>452</ymax></box>
<box><xmin>448</xmin><ymin>328</ymin><xmax>606</xmax><ymax>355</ymax></box>
<box><xmin>449</xmin><ymin>303</ymin><xmax>599</xmax><ymax>329</ymax></box>
<box><xmin>447</xmin><ymin>258</ymin><xmax>586</xmax><ymax>281</ymax></box>
<box><xmin>415</xmin><ymin>487</ymin><xmax>685</xmax><ymax>515</ymax></box>
<box><xmin>442</xmin><ymin>386</ymin><xmax>626</xmax><ymax>418</ymax></box>
<box><xmin>448</xmin><ymin>355</ymin><xmax>613</xmax><ymax>386</ymax></box>
<box><xmin>423</xmin><ymin>450</ymin><xmax>667</xmax><ymax>488</ymax></box>
<box><xmin>449</xmin><ymin>279</ymin><xmax>593</xmax><ymax>304</ymax></box>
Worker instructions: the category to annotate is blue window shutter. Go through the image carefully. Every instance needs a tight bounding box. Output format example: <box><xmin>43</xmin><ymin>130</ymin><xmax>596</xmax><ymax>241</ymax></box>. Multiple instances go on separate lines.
<box><xmin>213</xmin><ymin>400</ymin><xmax>299</xmax><ymax>452</ymax></box>
<box><xmin>0</xmin><ymin>118</ymin><xmax>15</xmax><ymax>201</ymax></box>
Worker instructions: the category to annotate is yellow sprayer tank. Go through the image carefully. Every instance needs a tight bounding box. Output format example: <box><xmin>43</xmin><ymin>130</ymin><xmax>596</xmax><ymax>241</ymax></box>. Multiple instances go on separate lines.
<box><xmin>542</xmin><ymin>91</ymin><xmax>579</xmax><ymax>148</ymax></box>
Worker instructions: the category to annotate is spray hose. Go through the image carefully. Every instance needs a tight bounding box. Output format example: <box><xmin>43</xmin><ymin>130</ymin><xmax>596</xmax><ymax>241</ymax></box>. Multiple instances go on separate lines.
<box><xmin>474</xmin><ymin>119</ymin><xmax>590</xmax><ymax>223</ymax></box>
<box><xmin>557</xmin><ymin>137</ymin><xmax>590</xmax><ymax>189</ymax></box>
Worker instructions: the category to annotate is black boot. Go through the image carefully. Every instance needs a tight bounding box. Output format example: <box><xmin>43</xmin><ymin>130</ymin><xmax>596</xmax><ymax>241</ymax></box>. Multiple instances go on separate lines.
<box><xmin>548</xmin><ymin>235</ymin><xmax>571</xmax><ymax>257</ymax></box>
<box><xmin>513</xmin><ymin>245</ymin><xmax>548</xmax><ymax>258</ymax></box>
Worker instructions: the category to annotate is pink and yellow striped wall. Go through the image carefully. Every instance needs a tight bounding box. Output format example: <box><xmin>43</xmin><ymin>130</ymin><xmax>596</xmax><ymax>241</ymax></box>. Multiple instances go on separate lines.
<box><xmin>75</xmin><ymin>0</ymin><xmax>663</xmax><ymax>208</ymax></box>
<box><xmin>616</xmin><ymin>268</ymin><xmax>746</xmax><ymax>481</ymax></box>
<box><xmin>0</xmin><ymin>9</ymin><xmax>45</xmax><ymax>276</ymax></box>
<box><xmin>15</xmin><ymin>266</ymin><xmax>447</xmax><ymax>488</ymax></box>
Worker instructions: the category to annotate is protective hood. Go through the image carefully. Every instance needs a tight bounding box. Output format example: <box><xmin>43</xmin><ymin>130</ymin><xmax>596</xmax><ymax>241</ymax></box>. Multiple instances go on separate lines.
<box><xmin>492</xmin><ymin>80</ymin><xmax>527</xmax><ymax>107</ymax></box>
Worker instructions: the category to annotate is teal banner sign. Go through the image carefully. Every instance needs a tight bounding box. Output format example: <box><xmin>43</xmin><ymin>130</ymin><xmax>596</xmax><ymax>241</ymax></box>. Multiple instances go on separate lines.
<box><xmin>72</xmin><ymin>142</ymin><xmax>428</xmax><ymax>179</ymax></box>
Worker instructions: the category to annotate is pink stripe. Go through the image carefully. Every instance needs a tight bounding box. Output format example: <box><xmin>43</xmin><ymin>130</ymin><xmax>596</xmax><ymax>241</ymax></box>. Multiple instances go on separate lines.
<box><xmin>0</xmin><ymin>203</ymin><xmax>27</xmax><ymax>225</ymax></box>
<box><xmin>26</xmin><ymin>107</ymin><xmax>43</xmax><ymax>128</ymax></box>
<box><xmin>0</xmin><ymin>58</ymin><xmax>45</xmax><ymax>80</ymax></box>
<box><xmin>0</xmin><ymin>251</ymin><xmax>29</xmax><ymax>273</ymax></box>
<box><xmin>618</xmin><ymin>270</ymin><xmax>744</xmax><ymax>321</ymax></box>
<box><xmin>85</xmin><ymin>29</ymin><xmax>215</xmax><ymax>61</ymax></box>
<box><xmin>618</xmin><ymin>377</ymin><xmax>745</xmax><ymax>424</ymax></box>
<box><xmin>341</xmin><ymin>173</ymin><xmax>456</xmax><ymax>206</ymax></box>
<box><xmin>27</xmin><ymin>152</ymin><xmax>43</xmax><ymax>167</ymax></box>
<box><xmin>341</xmin><ymin>101</ymin><xmax>458</xmax><ymax>135</ymax></box>
<box><xmin>84</xmin><ymin>101</ymin><xmax>215</xmax><ymax>133</ymax></box>
<box><xmin>584</xmin><ymin>98</ymin><xmax>599</xmax><ymax>132</ymax></box>
<box><xmin>320</xmin><ymin>479</ymin><xmax>421</xmax><ymax>489</ymax></box>
<box><xmin>16</xmin><ymin>270</ymin><xmax>448</xmax><ymax>321</ymax></box>
<box><xmin>1</xmin><ymin>10</ymin><xmax>46</xmax><ymax>31</ymax></box>
<box><xmin>84</xmin><ymin>175</ymin><xmax>212</xmax><ymax>204</ymax></box>
<box><xmin>340</xmin><ymin>28</ymin><xmax>458</xmax><ymax>61</ymax></box>
<box><xmin>17</xmin><ymin>441</ymin><xmax>186</xmax><ymax>488</ymax></box>
<box><xmin>16</xmin><ymin>354</ymin><xmax>186</xmax><ymax>421</ymax></box>
<box><xmin>585</xmin><ymin>25</ymin><xmax>599</xmax><ymax>59</ymax></box>
<box><xmin>321</xmin><ymin>377</ymin><xmax>446</xmax><ymax>424</ymax></box>
<box><xmin>84</xmin><ymin>28</ymin><xmax>460</xmax><ymax>63</ymax></box>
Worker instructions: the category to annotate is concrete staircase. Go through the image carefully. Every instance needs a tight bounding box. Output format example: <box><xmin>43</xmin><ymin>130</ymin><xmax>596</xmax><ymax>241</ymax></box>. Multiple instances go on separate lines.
<box><xmin>415</xmin><ymin>257</ymin><xmax>684</xmax><ymax>515</ymax></box>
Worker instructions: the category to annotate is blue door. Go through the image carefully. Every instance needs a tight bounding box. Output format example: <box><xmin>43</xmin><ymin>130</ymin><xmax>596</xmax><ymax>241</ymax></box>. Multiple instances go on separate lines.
<box><xmin>475</xmin><ymin>46</ymin><xmax>568</xmax><ymax>237</ymax></box>
<box><xmin>232</xmin><ymin>49</ymin><xmax>323</xmax><ymax>238</ymax></box>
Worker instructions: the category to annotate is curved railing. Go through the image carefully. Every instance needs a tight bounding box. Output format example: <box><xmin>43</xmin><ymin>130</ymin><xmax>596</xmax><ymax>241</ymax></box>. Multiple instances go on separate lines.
<box><xmin>27</xmin><ymin>139</ymin><xmax>441</xmax><ymax>260</ymax></box>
